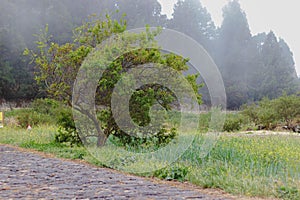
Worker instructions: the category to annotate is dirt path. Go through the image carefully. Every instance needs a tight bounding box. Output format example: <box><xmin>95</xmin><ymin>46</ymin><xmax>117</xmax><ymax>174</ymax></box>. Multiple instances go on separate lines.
<box><xmin>223</xmin><ymin>130</ymin><xmax>300</xmax><ymax>137</ymax></box>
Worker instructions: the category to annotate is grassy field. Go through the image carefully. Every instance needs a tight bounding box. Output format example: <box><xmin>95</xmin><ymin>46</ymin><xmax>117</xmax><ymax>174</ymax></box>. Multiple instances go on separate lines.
<box><xmin>1</xmin><ymin>126</ymin><xmax>300</xmax><ymax>199</ymax></box>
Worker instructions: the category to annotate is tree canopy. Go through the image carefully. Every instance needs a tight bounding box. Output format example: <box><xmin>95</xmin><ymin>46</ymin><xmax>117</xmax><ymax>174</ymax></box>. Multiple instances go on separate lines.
<box><xmin>26</xmin><ymin>15</ymin><xmax>202</xmax><ymax>146</ymax></box>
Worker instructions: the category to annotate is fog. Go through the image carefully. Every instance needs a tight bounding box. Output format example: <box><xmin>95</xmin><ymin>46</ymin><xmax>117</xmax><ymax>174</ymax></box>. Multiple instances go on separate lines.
<box><xmin>0</xmin><ymin>0</ymin><xmax>299</xmax><ymax>109</ymax></box>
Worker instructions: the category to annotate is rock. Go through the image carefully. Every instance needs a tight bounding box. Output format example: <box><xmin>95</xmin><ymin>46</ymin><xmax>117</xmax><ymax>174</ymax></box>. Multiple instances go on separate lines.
<box><xmin>292</xmin><ymin>125</ymin><xmax>300</xmax><ymax>133</ymax></box>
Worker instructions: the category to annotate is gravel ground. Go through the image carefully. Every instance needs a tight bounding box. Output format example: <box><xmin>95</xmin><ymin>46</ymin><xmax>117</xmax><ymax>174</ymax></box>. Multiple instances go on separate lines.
<box><xmin>0</xmin><ymin>145</ymin><xmax>228</xmax><ymax>200</ymax></box>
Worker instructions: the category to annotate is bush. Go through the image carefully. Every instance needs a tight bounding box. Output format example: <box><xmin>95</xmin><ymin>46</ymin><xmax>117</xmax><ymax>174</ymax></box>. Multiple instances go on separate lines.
<box><xmin>110</xmin><ymin>126</ymin><xmax>177</xmax><ymax>151</ymax></box>
<box><xmin>5</xmin><ymin>98</ymin><xmax>64</xmax><ymax>128</ymax></box>
<box><xmin>97</xmin><ymin>104</ymin><xmax>179</xmax><ymax>149</ymax></box>
<box><xmin>276</xmin><ymin>186</ymin><xmax>300</xmax><ymax>200</ymax></box>
<box><xmin>154</xmin><ymin>164</ymin><xmax>189</xmax><ymax>182</ymax></box>
<box><xmin>55</xmin><ymin>108</ymin><xmax>82</xmax><ymax>146</ymax></box>
<box><xmin>55</xmin><ymin>105</ymin><xmax>178</xmax><ymax>148</ymax></box>
<box><xmin>31</xmin><ymin>98</ymin><xmax>60</xmax><ymax>116</ymax></box>
<box><xmin>241</xmin><ymin>94</ymin><xmax>300</xmax><ymax>130</ymax></box>
<box><xmin>272</xmin><ymin>94</ymin><xmax>300</xmax><ymax>126</ymax></box>
<box><xmin>16</xmin><ymin>109</ymin><xmax>54</xmax><ymax>128</ymax></box>
<box><xmin>241</xmin><ymin>103</ymin><xmax>259</xmax><ymax>126</ymax></box>
<box><xmin>223</xmin><ymin>114</ymin><xmax>242</xmax><ymax>132</ymax></box>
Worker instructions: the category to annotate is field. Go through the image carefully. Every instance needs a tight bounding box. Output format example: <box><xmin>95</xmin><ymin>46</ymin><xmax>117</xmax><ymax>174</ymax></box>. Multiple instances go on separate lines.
<box><xmin>1</xmin><ymin>126</ymin><xmax>300</xmax><ymax>199</ymax></box>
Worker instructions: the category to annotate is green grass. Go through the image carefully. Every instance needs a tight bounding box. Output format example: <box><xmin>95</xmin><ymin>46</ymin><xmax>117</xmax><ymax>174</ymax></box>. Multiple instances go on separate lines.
<box><xmin>183</xmin><ymin>135</ymin><xmax>300</xmax><ymax>199</ymax></box>
<box><xmin>0</xmin><ymin>126</ymin><xmax>94</xmax><ymax>161</ymax></box>
<box><xmin>1</xmin><ymin>126</ymin><xmax>300</xmax><ymax>199</ymax></box>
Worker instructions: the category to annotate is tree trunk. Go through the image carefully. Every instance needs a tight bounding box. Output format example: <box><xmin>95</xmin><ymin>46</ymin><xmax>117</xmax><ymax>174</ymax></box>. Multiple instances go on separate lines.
<box><xmin>97</xmin><ymin>132</ymin><xmax>107</xmax><ymax>147</ymax></box>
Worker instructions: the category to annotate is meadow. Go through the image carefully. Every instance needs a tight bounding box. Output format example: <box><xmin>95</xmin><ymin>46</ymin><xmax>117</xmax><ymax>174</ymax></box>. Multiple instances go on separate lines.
<box><xmin>1</xmin><ymin>125</ymin><xmax>300</xmax><ymax>199</ymax></box>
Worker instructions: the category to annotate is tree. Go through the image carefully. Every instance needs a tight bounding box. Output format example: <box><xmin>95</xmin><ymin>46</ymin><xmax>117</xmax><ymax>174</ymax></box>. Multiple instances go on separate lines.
<box><xmin>0</xmin><ymin>0</ymin><xmax>38</xmax><ymax>101</ymax></box>
<box><xmin>273</xmin><ymin>94</ymin><xmax>300</xmax><ymax>126</ymax></box>
<box><xmin>216</xmin><ymin>0</ymin><xmax>252</xmax><ymax>108</ymax></box>
<box><xmin>0</xmin><ymin>62</ymin><xmax>14</xmax><ymax>98</ymax></box>
<box><xmin>113</xmin><ymin>0</ymin><xmax>167</xmax><ymax>28</ymax></box>
<box><xmin>26</xmin><ymin>15</ymin><xmax>202</xmax><ymax>146</ymax></box>
<box><xmin>168</xmin><ymin>0</ymin><xmax>216</xmax><ymax>50</ymax></box>
<box><xmin>258</xmin><ymin>31</ymin><xmax>299</xmax><ymax>99</ymax></box>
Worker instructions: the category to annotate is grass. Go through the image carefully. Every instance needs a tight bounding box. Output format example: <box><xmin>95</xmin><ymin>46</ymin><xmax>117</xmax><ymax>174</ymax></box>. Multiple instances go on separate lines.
<box><xmin>1</xmin><ymin>125</ymin><xmax>300</xmax><ymax>199</ymax></box>
<box><xmin>0</xmin><ymin>126</ymin><xmax>93</xmax><ymax>161</ymax></box>
<box><xmin>183</xmin><ymin>135</ymin><xmax>300</xmax><ymax>199</ymax></box>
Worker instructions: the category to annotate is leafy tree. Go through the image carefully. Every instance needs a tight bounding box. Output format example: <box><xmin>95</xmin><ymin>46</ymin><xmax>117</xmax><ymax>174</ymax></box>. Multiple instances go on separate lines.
<box><xmin>26</xmin><ymin>15</ymin><xmax>202</xmax><ymax>146</ymax></box>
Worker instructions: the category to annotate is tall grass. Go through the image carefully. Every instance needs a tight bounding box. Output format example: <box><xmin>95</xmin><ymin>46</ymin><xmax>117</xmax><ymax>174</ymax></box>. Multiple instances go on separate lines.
<box><xmin>181</xmin><ymin>135</ymin><xmax>300</xmax><ymax>199</ymax></box>
<box><xmin>0</xmin><ymin>126</ymin><xmax>91</xmax><ymax>160</ymax></box>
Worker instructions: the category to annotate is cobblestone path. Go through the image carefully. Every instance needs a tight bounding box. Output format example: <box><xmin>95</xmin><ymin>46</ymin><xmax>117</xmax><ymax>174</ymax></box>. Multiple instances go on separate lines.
<box><xmin>0</xmin><ymin>145</ymin><xmax>228</xmax><ymax>200</ymax></box>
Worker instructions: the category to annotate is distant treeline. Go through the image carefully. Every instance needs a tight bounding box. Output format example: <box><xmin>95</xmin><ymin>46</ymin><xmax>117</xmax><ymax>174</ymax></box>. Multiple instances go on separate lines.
<box><xmin>0</xmin><ymin>0</ymin><xmax>299</xmax><ymax>109</ymax></box>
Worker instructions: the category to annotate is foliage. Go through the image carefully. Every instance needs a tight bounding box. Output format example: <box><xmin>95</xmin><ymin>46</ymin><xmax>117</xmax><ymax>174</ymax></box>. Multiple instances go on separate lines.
<box><xmin>1</xmin><ymin>0</ymin><xmax>299</xmax><ymax>109</ymax></box>
<box><xmin>2</xmin><ymin>126</ymin><xmax>300</xmax><ymax>199</ymax></box>
<box><xmin>242</xmin><ymin>94</ymin><xmax>300</xmax><ymax>129</ymax></box>
<box><xmin>55</xmin><ymin>108</ymin><xmax>82</xmax><ymax>146</ymax></box>
<box><xmin>110</xmin><ymin>126</ymin><xmax>177</xmax><ymax>151</ymax></box>
<box><xmin>240</xmin><ymin>103</ymin><xmax>259</xmax><ymax>126</ymax></box>
<box><xmin>31</xmin><ymin>98</ymin><xmax>60</xmax><ymax>116</ymax></box>
<box><xmin>276</xmin><ymin>186</ymin><xmax>300</xmax><ymax>200</ymax></box>
<box><xmin>256</xmin><ymin>98</ymin><xmax>278</xmax><ymax>129</ymax></box>
<box><xmin>113</xmin><ymin>0</ymin><xmax>167</xmax><ymax>28</ymax></box>
<box><xmin>214</xmin><ymin>0</ymin><xmax>299</xmax><ymax>109</ymax></box>
<box><xmin>223</xmin><ymin>114</ymin><xmax>242</xmax><ymax>132</ymax></box>
<box><xmin>5</xmin><ymin>98</ymin><xmax>63</xmax><ymax>128</ymax></box>
<box><xmin>168</xmin><ymin>0</ymin><xmax>216</xmax><ymax>50</ymax></box>
<box><xmin>272</xmin><ymin>93</ymin><xmax>300</xmax><ymax>126</ymax></box>
<box><xmin>15</xmin><ymin>109</ymin><xmax>52</xmax><ymax>128</ymax></box>
<box><xmin>154</xmin><ymin>164</ymin><xmax>189</xmax><ymax>182</ymax></box>
<box><xmin>26</xmin><ymin>15</ymin><xmax>202</xmax><ymax>147</ymax></box>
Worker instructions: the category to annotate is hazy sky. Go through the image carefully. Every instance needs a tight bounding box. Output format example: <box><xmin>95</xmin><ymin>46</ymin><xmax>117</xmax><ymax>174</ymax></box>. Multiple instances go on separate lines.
<box><xmin>158</xmin><ymin>0</ymin><xmax>300</xmax><ymax>75</ymax></box>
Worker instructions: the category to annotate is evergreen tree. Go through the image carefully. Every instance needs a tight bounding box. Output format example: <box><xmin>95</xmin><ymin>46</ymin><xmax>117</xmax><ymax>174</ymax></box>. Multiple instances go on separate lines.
<box><xmin>258</xmin><ymin>31</ymin><xmax>299</xmax><ymax>99</ymax></box>
<box><xmin>216</xmin><ymin>0</ymin><xmax>252</xmax><ymax>108</ymax></box>
<box><xmin>168</xmin><ymin>0</ymin><xmax>216</xmax><ymax>50</ymax></box>
<box><xmin>114</xmin><ymin>0</ymin><xmax>167</xmax><ymax>28</ymax></box>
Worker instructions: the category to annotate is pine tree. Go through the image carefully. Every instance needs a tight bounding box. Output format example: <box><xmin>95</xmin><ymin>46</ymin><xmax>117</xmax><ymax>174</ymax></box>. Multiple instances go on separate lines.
<box><xmin>168</xmin><ymin>0</ymin><xmax>216</xmax><ymax>50</ymax></box>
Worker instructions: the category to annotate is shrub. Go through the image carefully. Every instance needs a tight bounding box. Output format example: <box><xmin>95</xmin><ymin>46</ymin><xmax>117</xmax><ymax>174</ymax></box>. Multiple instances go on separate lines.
<box><xmin>16</xmin><ymin>109</ymin><xmax>54</xmax><ymax>128</ymax></box>
<box><xmin>110</xmin><ymin>126</ymin><xmax>177</xmax><ymax>151</ymax></box>
<box><xmin>241</xmin><ymin>94</ymin><xmax>300</xmax><ymax>130</ymax></box>
<box><xmin>55</xmin><ymin>108</ymin><xmax>82</xmax><ymax>146</ymax></box>
<box><xmin>5</xmin><ymin>98</ymin><xmax>65</xmax><ymax>128</ymax></box>
<box><xmin>276</xmin><ymin>186</ymin><xmax>300</xmax><ymax>200</ymax></box>
<box><xmin>31</xmin><ymin>98</ymin><xmax>60</xmax><ymax>116</ymax></box>
<box><xmin>257</xmin><ymin>106</ymin><xmax>278</xmax><ymax>129</ymax></box>
<box><xmin>241</xmin><ymin>103</ymin><xmax>259</xmax><ymax>126</ymax></box>
<box><xmin>223</xmin><ymin>114</ymin><xmax>242</xmax><ymax>132</ymax></box>
<box><xmin>154</xmin><ymin>164</ymin><xmax>189</xmax><ymax>182</ymax></box>
<box><xmin>272</xmin><ymin>94</ymin><xmax>300</xmax><ymax>126</ymax></box>
<box><xmin>96</xmin><ymin>103</ymin><xmax>178</xmax><ymax>149</ymax></box>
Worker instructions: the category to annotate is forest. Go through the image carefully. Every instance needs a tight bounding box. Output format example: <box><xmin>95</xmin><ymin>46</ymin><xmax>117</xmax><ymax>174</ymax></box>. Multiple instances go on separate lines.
<box><xmin>0</xmin><ymin>0</ymin><xmax>299</xmax><ymax>109</ymax></box>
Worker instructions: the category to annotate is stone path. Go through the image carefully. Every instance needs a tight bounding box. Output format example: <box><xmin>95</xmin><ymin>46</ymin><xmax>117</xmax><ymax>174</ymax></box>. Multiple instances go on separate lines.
<box><xmin>0</xmin><ymin>145</ymin><xmax>227</xmax><ymax>200</ymax></box>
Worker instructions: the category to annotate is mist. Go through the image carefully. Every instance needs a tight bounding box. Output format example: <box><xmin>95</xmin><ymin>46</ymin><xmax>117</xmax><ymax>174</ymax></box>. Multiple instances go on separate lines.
<box><xmin>0</xmin><ymin>0</ymin><xmax>299</xmax><ymax>109</ymax></box>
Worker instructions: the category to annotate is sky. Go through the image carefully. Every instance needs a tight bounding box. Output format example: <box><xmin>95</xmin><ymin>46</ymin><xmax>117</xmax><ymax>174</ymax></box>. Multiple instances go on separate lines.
<box><xmin>158</xmin><ymin>0</ymin><xmax>300</xmax><ymax>75</ymax></box>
